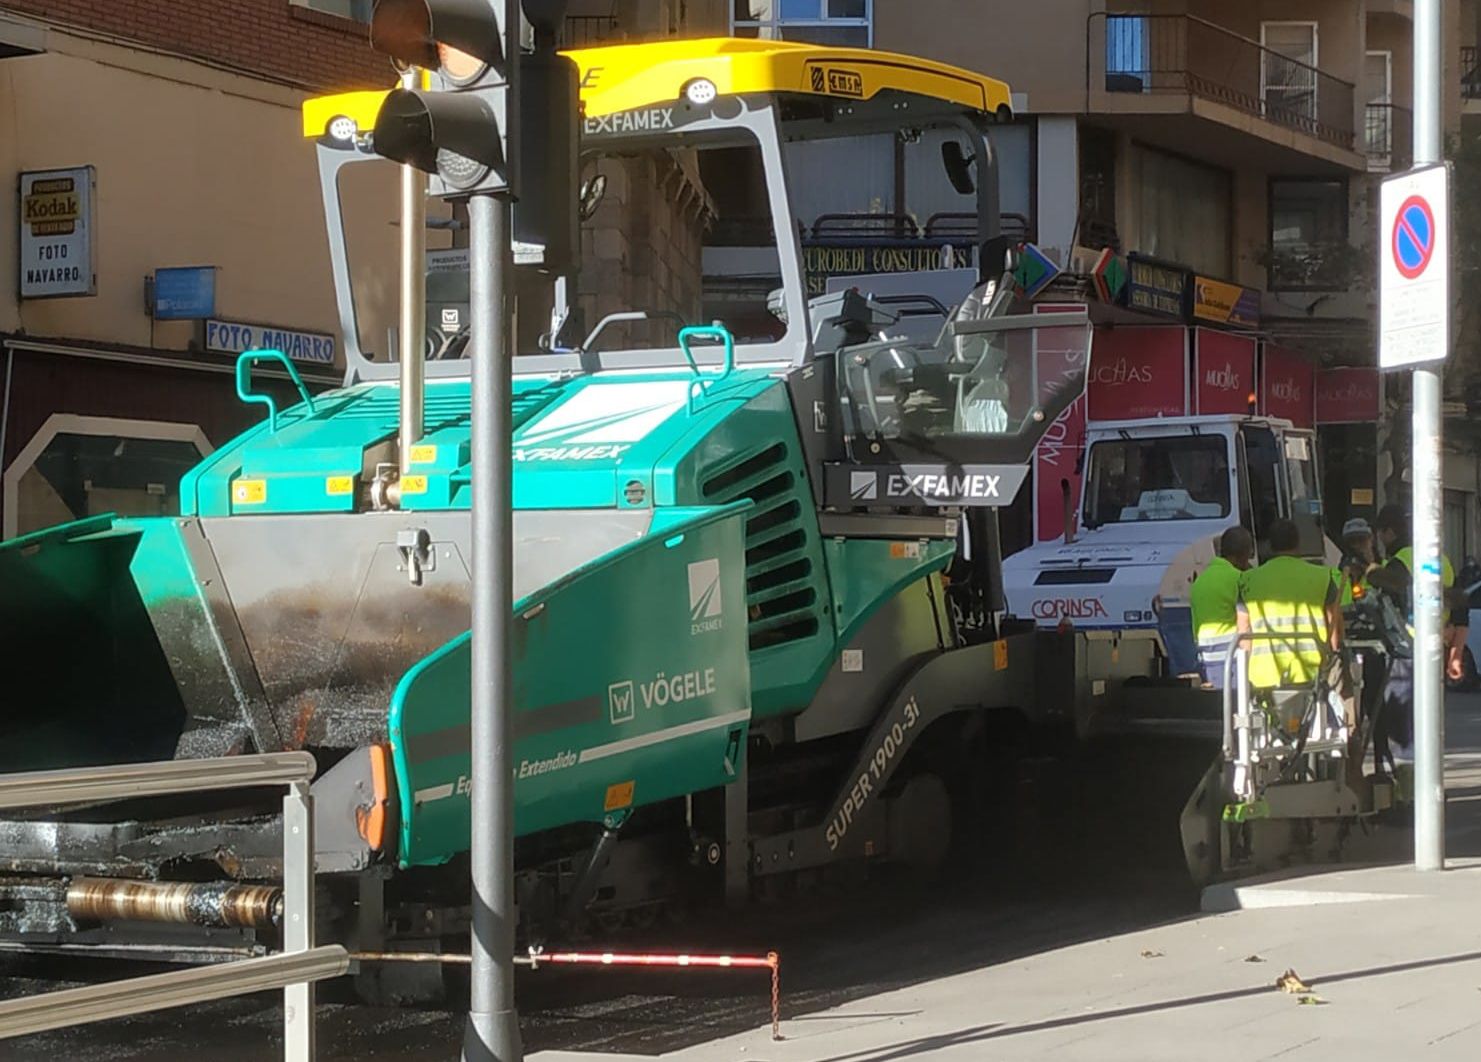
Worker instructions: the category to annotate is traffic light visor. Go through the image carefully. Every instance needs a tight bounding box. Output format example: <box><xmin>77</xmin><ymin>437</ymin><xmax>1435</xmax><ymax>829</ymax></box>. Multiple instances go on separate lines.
<box><xmin>370</xmin><ymin>0</ymin><xmax>439</xmax><ymax>69</ymax></box>
<box><xmin>371</xmin><ymin>0</ymin><xmax>506</xmax><ymax>73</ymax></box>
<box><xmin>372</xmin><ymin>88</ymin><xmax>505</xmax><ymax>190</ymax></box>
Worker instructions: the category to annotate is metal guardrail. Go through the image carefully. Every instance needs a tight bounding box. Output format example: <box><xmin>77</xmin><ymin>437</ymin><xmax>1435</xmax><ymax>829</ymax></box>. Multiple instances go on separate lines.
<box><xmin>1091</xmin><ymin>13</ymin><xmax>1356</xmax><ymax>150</ymax></box>
<box><xmin>0</xmin><ymin>753</ymin><xmax>347</xmax><ymax>1060</ymax></box>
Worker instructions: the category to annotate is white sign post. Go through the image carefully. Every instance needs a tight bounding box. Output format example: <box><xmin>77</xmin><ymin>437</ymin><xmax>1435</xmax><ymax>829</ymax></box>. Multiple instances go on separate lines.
<box><xmin>19</xmin><ymin>166</ymin><xmax>96</xmax><ymax>299</ymax></box>
<box><xmin>1379</xmin><ymin>163</ymin><xmax>1449</xmax><ymax>370</ymax></box>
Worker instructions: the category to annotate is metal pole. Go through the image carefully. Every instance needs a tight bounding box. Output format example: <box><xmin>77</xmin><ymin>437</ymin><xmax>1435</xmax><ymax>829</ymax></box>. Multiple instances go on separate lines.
<box><xmin>282</xmin><ymin>780</ymin><xmax>315</xmax><ymax>1062</ymax></box>
<box><xmin>1412</xmin><ymin>0</ymin><xmax>1445</xmax><ymax>871</ymax></box>
<box><xmin>463</xmin><ymin>190</ymin><xmax>522</xmax><ymax>1061</ymax></box>
<box><xmin>398</xmin><ymin>67</ymin><xmax>427</xmax><ymax>475</ymax></box>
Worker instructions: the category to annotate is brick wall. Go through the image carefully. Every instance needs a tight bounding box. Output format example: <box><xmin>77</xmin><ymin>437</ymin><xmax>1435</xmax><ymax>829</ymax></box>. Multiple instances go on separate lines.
<box><xmin>577</xmin><ymin>152</ymin><xmax>708</xmax><ymax>346</ymax></box>
<box><xmin>0</xmin><ymin>1</ymin><xmax>387</xmax><ymax>89</ymax></box>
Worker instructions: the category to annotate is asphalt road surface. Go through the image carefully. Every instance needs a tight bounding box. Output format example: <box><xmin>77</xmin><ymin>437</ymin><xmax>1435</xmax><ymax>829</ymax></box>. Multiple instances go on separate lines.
<box><xmin>0</xmin><ymin>737</ymin><xmax>1256</xmax><ymax>1060</ymax></box>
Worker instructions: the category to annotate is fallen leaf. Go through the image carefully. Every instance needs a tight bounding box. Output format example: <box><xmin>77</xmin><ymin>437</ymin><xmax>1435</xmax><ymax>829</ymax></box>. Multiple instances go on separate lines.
<box><xmin>1276</xmin><ymin>969</ymin><xmax>1313</xmax><ymax>994</ymax></box>
<box><xmin>1296</xmin><ymin>995</ymin><xmax>1328</xmax><ymax>1006</ymax></box>
<box><xmin>1245</xmin><ymin>954</ymin><xmax>1266</xmax><ymax>963</ymax></box>
<box><xmin>1140</xmin><ymin>949</ymin><xmax>1165</xmax><ymax>959</ymax></box>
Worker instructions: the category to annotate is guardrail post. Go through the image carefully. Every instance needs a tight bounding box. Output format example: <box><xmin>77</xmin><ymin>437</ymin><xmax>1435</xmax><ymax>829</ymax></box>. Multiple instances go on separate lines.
<box><xmin>283</xmin><ymin>779</ymin><xmax>315</xmax><ymax>1062</ymax></box>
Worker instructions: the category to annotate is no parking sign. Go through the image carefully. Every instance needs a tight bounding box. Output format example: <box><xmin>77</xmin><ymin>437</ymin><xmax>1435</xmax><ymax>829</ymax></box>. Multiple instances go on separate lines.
<box><xmin>1379</xmin><ymin>163</ymin><xmax>1450</xmax><ymax>369</ymax></box>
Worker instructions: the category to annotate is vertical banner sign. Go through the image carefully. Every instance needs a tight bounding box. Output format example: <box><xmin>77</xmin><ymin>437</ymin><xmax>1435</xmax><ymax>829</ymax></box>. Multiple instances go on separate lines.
<box><xmin>1032</xmin><ymin>304</ymin><xmax>1090</xmax><ymax>542</ymax></box>
<box><xmin>1315</xmin><ymin>367</ymin><xmax>1382</xmax><ymax>424</ymax></box>
<box><xmin>1085</xmin><ymin>326</ymin><xmax>1187</xmax><ymax>421</ymax></box>
<box><xmin>1260</xmin><ymin>345</ymin><xmax>1315</xmax><ymax>428</ymax></box>
<box><xmin>19</xmin><ymin>167</ymin><xmax>96</xmax><ymax>298</ymax></box>
<box><xmin>1193</xmin><ymin>329</ymin><xmax>1256</xmax><ymax>415</ymax></box>
<box><xmin>1379</xmin><ymin>163</ymin><xmax>1449</xmax><ymax>369</ymax></box>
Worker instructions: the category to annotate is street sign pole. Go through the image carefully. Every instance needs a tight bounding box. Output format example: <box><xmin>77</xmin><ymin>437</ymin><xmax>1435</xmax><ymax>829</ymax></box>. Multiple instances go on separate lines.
<box><xmin>1412</xmin><ymin>0</ymin><xmax>1444</xmax><ymax>871</ymax></box>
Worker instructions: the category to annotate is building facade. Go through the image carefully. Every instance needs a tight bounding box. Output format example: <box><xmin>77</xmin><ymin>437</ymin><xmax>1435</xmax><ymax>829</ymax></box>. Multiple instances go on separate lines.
<box><xmin>594</xmin><ymin>0</ymin><xmax>1479</xmax><ymax>558</ymax></box>
<box><xmin>0</xmin><ymin>1</ymin><xmax>398</xmax><ymax>537</ymax></box>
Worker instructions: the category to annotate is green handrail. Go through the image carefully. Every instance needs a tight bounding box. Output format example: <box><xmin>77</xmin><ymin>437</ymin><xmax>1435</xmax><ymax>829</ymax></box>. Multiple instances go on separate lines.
<box><xmin>235</xmin><ymin>350</ymin><xmax>315</xmax><ymax>433</ymax></box>
<box><xmin>677</xmin><ymin>324</ymin><xmax>736</xmax><ymax>378</ymax></box>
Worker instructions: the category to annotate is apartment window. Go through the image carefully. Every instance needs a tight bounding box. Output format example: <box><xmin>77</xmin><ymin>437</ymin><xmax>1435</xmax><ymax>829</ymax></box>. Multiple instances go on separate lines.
<box><xmin>1268</xmin><ymin>179</ymin><xmax>1348</xmax><ymax>291</ymax></box>
<box><xmin>1261</xmin><ymin>22</ymin><xmax>1319</xmax><ymax>124</ymax></box>
<box><xmin>1104</xmin><ymin>16</ymin><xmax>1149</xmax><ymax>91</ymax></box>
<box><xmin>732</xmin><ymin>1</ymin><xmax>872</xmax><ymax>48</ymax></box>
<box><xmin>1132</xmin><ymin>145</ymin><xmax>1231</xmax><ymax>279</ymax></box>
<box><xmin>1364</xmin><ymin>50</ymin><xmax>1393</xmax><ymax>159</ymax></box>
<box><xmin>292</xmin><ymin>0</ymin><xmax>371</xmax><ymax>20</ymax></box>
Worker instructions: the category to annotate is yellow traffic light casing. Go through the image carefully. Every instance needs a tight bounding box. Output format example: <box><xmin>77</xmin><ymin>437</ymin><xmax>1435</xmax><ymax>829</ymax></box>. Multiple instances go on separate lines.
<box><xmin>369</xmin><ymin>0</ymin><xmax>515</xmax><ymax>198</ymax></box>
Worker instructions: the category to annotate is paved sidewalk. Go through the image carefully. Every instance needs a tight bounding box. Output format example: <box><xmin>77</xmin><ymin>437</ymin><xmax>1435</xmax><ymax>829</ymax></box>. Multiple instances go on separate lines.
<box><xmin>534</xmin><ymin>702</ymin><xmax>1481</xmax><ymax>1062</ymax></box>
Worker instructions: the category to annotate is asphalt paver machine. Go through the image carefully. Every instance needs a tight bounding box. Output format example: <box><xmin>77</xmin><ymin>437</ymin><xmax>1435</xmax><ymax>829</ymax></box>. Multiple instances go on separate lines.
<box><xmin>0</xmin><ymin>40</ymin><xmax>1105</xmax><ymax>975</ymax></box>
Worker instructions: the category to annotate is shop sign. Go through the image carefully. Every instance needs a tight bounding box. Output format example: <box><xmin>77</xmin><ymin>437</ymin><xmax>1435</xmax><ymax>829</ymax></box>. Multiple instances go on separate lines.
<box><xmin>205</xmin><ymin>319</ymin><xmax>337</xmax><ymax>365</ymax></box>
<box><xmin>1193</xmin><ymin>329</ymin><xmax>1256</xmax><ymax>415</ymax></box>
<box><xmin>803</xmin><ymin>241</ymin><xmax>975</xmax><ymax>296</ymax></box>
<box><xmin>1315</xmin><ymin>367</ymin><xmax>1381</xmax><ymax>424</ymax></box>
<box><xmin>20</xmin><ymin>166</ymin><xmax>96</xmax><ymax>299</ymax></box>
<box><xmin>1192</xmin><ymin>275</ymin><xmax>1261</xmax><ymax>328</ymax></box>
<box><xmin>1126</xmin><ymin>254</ymin><xmax>1190</xmax><ymax>319</ymax></box>
<box><xmin>153</xmin><ymin>266</ymin><xmax>217</xmax><ymax>320</ymax></box>
<box><xmin>1033</xmin><ymin>303</ymin><xmax>1091</xmax><ymax>542</ymax></box>
<box><xmin>1260</xmin><ymin>345</ymin><xmax>1315</xmax><ymax>428</ymax></box>
<box><xmin>1086</xmin><ymin>326</ymin><xmax>1186</xmax><ymax>421</ymax></box>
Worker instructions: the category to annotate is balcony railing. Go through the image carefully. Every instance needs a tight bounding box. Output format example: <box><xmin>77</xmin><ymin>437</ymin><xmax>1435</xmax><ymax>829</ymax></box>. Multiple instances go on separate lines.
<box><xmin>1092</xmin><ymin>14</ymin><xmax>1355</xmax><ymax>151</ymax></box>
<box><xmin>1364</xmin><ymin>102</ymin><xmax>1412</xmax><ymax>171</ymax></box>
<box><xmin>565</xmin><ymin>14</ymin><xmax>621</xmax><ymax>46</ymax></box>
<box><xmin>1464</xmin><ymin>45</ymin><xmax>1481</xmax><ymax>100</ymax></box>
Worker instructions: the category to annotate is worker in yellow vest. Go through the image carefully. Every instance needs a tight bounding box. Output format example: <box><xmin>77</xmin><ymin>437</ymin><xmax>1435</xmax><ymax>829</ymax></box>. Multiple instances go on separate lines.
<box><xmin>1237</xmin><ymin>519</ymin><xmax>1343</xmax><ymax>689</ymax></box>
<box><xmin>1333</xmin><ymin>517</ymin><xmax>1378</xmax><ymax>605</ymax></box>
<box><xmin>1189</xmin><ymin>526</ymin><xmax>1254</xmax><ymax>688</ymax></box>
<box><xmin>1367</xmin><ymin>503</ymin><xmax>1469</xmax><ymax>778</ymax></box>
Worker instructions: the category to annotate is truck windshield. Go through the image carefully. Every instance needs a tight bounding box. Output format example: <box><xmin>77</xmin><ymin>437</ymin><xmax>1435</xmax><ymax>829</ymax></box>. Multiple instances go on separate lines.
<box><xmin>1084</xmin><ymin>436</ymin><xmax>1231</xmax><ymax>528</ymax></box>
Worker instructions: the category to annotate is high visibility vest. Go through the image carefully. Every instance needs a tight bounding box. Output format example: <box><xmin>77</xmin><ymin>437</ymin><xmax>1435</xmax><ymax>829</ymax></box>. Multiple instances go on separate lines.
<box><xmin>1331</xmin><ymin>566</ymin><xmax>1352</xmax><ymax>606</ymax></box>
<box><xmin>1389</xmin><ymin>547</ymin><xmax>1456</xmax><ymax>636</ymax></box>
<box><xmin>1189</xmin><ymin>556</ymin><xmax>1242</xmax><ymax>672</ymax></box>
<box><xmin>1391</xmin><ymin>547</ymin><xmax>1455</xmax><ymax>588</ymax></box>
<box><xmin>1240</xmin><ymin>555</ymin><xmax>1333</xmax><ymax>688</ymax></box>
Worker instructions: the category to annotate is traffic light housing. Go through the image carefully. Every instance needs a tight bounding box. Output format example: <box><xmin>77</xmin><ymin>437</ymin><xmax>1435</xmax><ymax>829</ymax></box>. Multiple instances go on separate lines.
<box><xmin>369</xmin><ymin>0</ymin><xmax>515</xmax><ymax>198</ymax></box>
<box><xmin>513</xmin><ymin>48</ymin><xmax>579</xmax><ymax>274</ymax></box>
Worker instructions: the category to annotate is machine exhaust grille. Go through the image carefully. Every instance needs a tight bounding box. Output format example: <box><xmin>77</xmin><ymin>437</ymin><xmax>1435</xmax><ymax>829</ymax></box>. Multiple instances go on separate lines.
<box><xmin>701</xmin><ymin>443</ymin><xmax>825</xmax><ymax>651</ymax></box>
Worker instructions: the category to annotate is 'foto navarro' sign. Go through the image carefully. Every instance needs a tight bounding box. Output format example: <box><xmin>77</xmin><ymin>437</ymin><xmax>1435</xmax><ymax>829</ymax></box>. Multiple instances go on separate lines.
<box><xmin>19</xmin><ymin>167</ymin><xmax>96</xmax><ymax>299</ymax></box>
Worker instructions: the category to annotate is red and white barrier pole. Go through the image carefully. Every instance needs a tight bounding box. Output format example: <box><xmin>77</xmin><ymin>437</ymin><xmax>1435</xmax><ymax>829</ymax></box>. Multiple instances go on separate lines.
<box><xmin>354</xmin><ymin>948</ymin><xmax>784</xmax><ymax>1041</ymax></box>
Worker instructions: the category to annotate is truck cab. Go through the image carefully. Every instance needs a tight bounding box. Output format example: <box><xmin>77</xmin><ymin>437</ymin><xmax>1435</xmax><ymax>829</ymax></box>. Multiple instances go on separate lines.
<box><xmin>1002</xmin><ymin>414</ymin><xmax>1330</xmax><ymax>658</ymax></box>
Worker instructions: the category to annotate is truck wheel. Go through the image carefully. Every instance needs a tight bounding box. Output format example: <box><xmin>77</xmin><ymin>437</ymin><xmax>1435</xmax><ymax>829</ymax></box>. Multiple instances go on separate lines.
<box><xmin>888</xmin><ymin>773</ymin><xmax>952</xmax><ymax>872</ymax></box>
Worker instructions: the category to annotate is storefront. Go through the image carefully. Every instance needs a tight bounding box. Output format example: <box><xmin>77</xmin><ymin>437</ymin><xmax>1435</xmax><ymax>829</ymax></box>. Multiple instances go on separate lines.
<box><xmin>0</xmin><ymin>339</ymin><xmax>337</xmax><ymax>538</ymax></box>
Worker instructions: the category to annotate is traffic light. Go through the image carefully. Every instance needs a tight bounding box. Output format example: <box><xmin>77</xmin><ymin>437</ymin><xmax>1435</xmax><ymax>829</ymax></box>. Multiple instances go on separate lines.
<box><xmin>368</xmin><ymin>0</ymin><xmax>516</xmax><ymax>198</ymax></box>
<box><xmin>513</xmin><ymin>47</ymin><xmax>579</xmax><ymax>274</ymax></box>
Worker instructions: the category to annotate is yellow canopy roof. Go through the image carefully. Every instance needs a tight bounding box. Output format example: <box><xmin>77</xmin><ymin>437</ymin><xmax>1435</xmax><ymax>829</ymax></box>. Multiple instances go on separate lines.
<box><xmin>566</xmin><ymin>37</ymin><xmax>1011</xmax><ymax>119</ymax></box>
<box><xmin>303</xmin><ymin>37</ymin><xmax>1011</xmax><ymax>138</ymax></box>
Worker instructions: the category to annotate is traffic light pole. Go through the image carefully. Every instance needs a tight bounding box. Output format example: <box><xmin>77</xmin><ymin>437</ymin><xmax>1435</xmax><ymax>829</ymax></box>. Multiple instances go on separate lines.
<box><xmin>464</xmin><ymin>188</ymin><xmax>523</xmax><ymax>1061</ymax></box>
<box><xmin>1411</xmin><ymin>0</ymin><xmax>1445</xmax><ymax>872</ymax></box>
